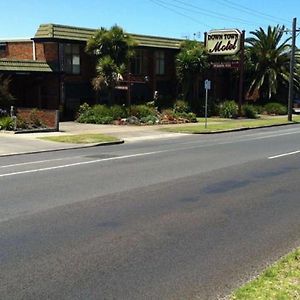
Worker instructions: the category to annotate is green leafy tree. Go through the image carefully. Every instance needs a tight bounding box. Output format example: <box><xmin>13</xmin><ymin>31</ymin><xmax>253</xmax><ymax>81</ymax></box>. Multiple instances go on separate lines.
<box><xmin>246</xmin><ymin>25</ymin><xmax>300</xmax><ymax>102</ymax></box>
<box><xmin>176</xmin><ymin>40</ymin><xmax>209</xmax><ymax>110</ymax></box>
<box><xmin>0</xmin><ymin>75</ymin><xmax>14</xmax><ymax>110</ymax></box>
<box><xmin>86</xmin><ymin>25</ymin><xmax>136</xmax><ymax>103</ymax></box>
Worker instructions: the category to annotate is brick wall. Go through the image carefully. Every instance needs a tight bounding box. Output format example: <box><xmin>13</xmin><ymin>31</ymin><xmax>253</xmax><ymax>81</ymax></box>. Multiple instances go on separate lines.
<box><xmin>42</xmin><ymin>42</ymin><xmax>59</xmax><ymax>62</ymax></box>
<box><xmin>0</xmin><ymin>41</ymin><xmax>59</xmax><ymax>63</ymax></box>
<box><xmin>17</xmin><ymin>108</ymin><xmax>59</xmax><ymax>130</ymax></box>
<box><xmin>2</xmin><ymin>42</ymin><xmax>34</xmax><ymax>60</ymax></box>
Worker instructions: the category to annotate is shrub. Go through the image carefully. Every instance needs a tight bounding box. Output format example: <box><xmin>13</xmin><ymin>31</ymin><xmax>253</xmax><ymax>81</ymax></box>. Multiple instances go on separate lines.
<box><xmin>110</xmin><ymin>105</ymin><xmax>127</xmax><ymax>120</ymax></box>
<box><xmin>252</xmin><ymin>105</ymin><xmax>264</xmax><ymax>114</ymax></box>
<box><xmin>186</xmin><ymin>112</ymin><xmax>197</xmax><ymax>122</ymax></box>
<box><xmin>126</xmin><ymin>116</ymin><xmax>140</xmax><ymax>125</ymax></box>
<box><xmin>242</xmin><ymin>104</ymin><xmax>258</xmax><ymax>119</ymax></box>
<box><xmin>29</xmin><ymin>109</ymin><xmax>44</xmax><ymax>127</ymax></box>
<box><xmin>76</xmin><ymin>108</ymin><xmax>94</xmax><ymax>123</ymax></box>
<box><xmin>146</xmin><ymin>101</ymin><xmax>155</xmax><ymax>108</ymax></box>
<box><xmin>264</xmin><ymin>102</ymin><xmax>287</xmax><ymax>115</ymax></box>
<box><xmin>77</xmin><ymin>102</ymin><xmax>90</xmax><ymax>116</ymax></box>
<box><xmin>129</xmin><ymin>105</ymin><xmax>156</xmax><ymax>119</ymax></box>
<box><xmin>95</xmin><ymin>116</ymin><xmax>114</xmax><ymax>124</ymax></box>
<box><xmin>92</xmin><ymin>104</ymin><xmax>111</xmax><ymax>117</ymax></box>
<box><xmin>176</xmin><ymin>112</ymin><xmax>197</xmax><ymax>122</ymax></box>
<box><xmin>140</xmin><ymin>115</ymin><xmax>159</xmax><ymax>125</ymax></box>
<box><xmin>0</xmin><ymin>116</ymin><xmax>14</xmax><ymax>130</ymax></box>
<box><xmin>173</xmin><ymin>100</ymin><xmax>190</xmax><ymax>114</ymax></box>
<box><xmin>219</xmin><ymin>100</ymin><xmax>238</xmax><ymax>118</ymax></box>
<box><xmin>77</xmin><ymin>104</ymin><xmax>113</xmax><ymax>124</ymax></box>
<box><xmin>16</xmin><ymin>116</ymin><xmax>27</xmax><ymax>129</ymax></box>
<box><xmin>161</xmin><ymin>109</ymin><xmax>176</xmax><ymax>119</ymax></box>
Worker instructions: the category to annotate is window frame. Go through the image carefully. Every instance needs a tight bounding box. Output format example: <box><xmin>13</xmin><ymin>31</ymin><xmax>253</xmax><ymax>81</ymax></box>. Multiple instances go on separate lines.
<box><xmin>0</xmin><ymin>43</ymin><xmax>7</xmax><ymax>53</ymax></box>
<box><xmin>155</xmin><ymin>50</ymin><xmax>165</xmax><ymax>75</ymax></box>
<box><xmin>64</xmin><ymin>43</ymin><xmax>81</xmax><ymax>75</ymax></box>
<box><xmin>130</xmin><ymin>50</ymin><xmax>144</xmax><ymax>75</ymax></box>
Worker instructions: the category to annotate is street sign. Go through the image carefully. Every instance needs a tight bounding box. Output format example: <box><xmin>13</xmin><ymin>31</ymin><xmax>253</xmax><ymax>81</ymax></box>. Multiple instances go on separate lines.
<box><xmin>204</xmin><ymin>79</ymin><xmax>211</xmax><ymax>90</ymax></box>
<box><xmin>115</xmin><ymin>86</ymin><xmax>128</xmax><ymax>90</ymax></box>
<box><xmin>212</xmin><ymin>61</ymin><xmax>240</xmax><ymax>69</ymax></box>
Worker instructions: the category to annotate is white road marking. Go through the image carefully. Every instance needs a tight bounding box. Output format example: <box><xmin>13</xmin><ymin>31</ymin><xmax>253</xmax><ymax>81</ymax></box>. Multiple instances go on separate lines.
<box><xmin>0</xmin><ymin>151</ymin><xmax>166</xmax><ymax>178</ymax></box>
<box><xmin>268</xmin><ymin>150</ymin><xmax>300</xmax><ymax>160</ymax></box>
<box><xmin>169</xmin><ymin>128</ymin><xmax>300</xmax><ymax>147</ymax></box>
<box><xmin>1</xmin><ymin>127</ymin><xmax>300</xmax><ymax>176</ymax></box>
<box><xmin>0</xmin><ymin>157</ymin><xmax>82</xmax><ymax>168</ymax></box>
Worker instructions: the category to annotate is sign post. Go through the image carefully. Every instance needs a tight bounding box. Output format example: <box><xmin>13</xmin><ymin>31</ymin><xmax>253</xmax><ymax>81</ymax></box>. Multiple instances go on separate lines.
<box><xmin>205</xmin><ymin>29</ymin><xmax>244</xmax><ymax>116</ymax></box>
<box><xmin>238</xmin><ymin>30</ymin><xmax>245</xmax><ymax>116</ymax></box>
<box><xmin>204</xmin><ymin>79</ymin><xmax>211</xmax><ymax>129</ymax></box>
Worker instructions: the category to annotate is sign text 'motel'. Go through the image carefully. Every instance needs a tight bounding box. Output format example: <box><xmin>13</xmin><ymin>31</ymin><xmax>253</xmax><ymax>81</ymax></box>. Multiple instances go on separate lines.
<box><xmin>206</xmin><ymin>29</ymin><xmax>241</xmax><ymax>55</ymax></box>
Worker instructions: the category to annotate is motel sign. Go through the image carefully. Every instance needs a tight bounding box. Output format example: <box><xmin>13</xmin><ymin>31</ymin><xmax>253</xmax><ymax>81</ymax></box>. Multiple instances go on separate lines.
<box><xmin>206</xmin><ymin>29</ymin><xmax>242</xmax><ymax>55</ymax></box>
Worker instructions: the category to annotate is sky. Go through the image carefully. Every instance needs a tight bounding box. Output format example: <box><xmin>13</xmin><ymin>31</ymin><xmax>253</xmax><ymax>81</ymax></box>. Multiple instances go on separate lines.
<box><xmin>0</xmin><ymin>0</ymin><xmax>300</xmax><ymax>43</ymax></box>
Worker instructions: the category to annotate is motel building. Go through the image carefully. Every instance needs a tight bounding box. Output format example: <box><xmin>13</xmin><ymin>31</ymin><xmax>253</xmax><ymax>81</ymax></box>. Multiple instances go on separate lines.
<box><xmin>0</xmin><ymin>24</ymin><xmax>241</xmax><ymax>119</ymax></box>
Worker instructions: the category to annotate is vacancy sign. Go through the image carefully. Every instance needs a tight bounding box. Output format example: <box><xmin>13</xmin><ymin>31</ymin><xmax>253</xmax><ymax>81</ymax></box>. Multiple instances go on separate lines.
<box><xmin>206</xmin><ymin>29</ymin><xmax>241</xmax><ymax>55</ymax></box>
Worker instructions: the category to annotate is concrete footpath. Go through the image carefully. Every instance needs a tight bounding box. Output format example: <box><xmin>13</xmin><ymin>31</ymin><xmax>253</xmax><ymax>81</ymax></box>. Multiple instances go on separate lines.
<box><xmin>0</xmin><ymin>122</ymin><xmax>192</xmax><ymax>157</ymax></box>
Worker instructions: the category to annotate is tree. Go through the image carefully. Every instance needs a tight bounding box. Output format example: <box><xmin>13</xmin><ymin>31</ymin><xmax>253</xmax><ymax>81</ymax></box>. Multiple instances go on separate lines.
<box><xmin>0</xmin><ymin>75</ymin><xmax>14</xmax><ymax>110</ymax></box>
<box><xmin>86</xmin><ymin>25</ymin><xmax>136</xmax><ymax>103</ymax></box>
<box><xmin>176</xmin><ymin>40</ymin><xmax>209</xmax><ymax>110</ymax></box>
<box><xmin>246</xmin><ymin>25</ymin><xmax>300</xmax><ymax>102</ymax></box>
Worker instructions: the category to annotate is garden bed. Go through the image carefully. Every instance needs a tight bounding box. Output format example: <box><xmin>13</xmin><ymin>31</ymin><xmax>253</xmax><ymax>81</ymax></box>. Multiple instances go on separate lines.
<box><xmin>0</xmin><ymin>108</ymin><xmax>59</xmax><ymax>132</ymax></box>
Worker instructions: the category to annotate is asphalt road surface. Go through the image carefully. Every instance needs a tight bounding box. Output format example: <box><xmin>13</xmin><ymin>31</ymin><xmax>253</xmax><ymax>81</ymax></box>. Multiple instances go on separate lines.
<box><xmin>1</xmin><ymin>125</ymin><xmax>300</xmax><ymax>299</ymax></box>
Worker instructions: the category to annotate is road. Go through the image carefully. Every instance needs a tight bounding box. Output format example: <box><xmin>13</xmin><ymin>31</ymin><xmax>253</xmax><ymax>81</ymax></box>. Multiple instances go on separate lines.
<box><xmin>1</xmin><ymin>125</ymin><xmax>300</xmax><ymax>299</ymax></box>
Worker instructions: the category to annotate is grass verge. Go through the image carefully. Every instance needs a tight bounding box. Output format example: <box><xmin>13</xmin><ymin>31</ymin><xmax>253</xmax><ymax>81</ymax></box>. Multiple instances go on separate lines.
<box><xmin>162</xmin><ymin>116</ymin><xmax>300</xmax><ymax>134</ymax></box>
<box><xmin>230</xmin><ymin>248</ymin><xmax>300</xmax><ymax>299</ymax></box>
<box><xmin>39</xmin><ymin>134</ymin><xmax>119</xmax><ymax>144</ymax></box>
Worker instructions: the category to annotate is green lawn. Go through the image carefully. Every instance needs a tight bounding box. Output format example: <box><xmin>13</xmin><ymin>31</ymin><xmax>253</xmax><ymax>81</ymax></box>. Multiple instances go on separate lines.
<box><xmin>231</xmin><ymin>248</ymin><xmax>300</xmax><ymax>299</ymax></box>
<box><xmin>162</xmin><ymin>116</ymin><xmax>300</xmax><ymax>134</ymax></box>
<box><xmin>39</xmin><ymin>133</ymin><xmax>119</xmax><ymax>144</ymax></box>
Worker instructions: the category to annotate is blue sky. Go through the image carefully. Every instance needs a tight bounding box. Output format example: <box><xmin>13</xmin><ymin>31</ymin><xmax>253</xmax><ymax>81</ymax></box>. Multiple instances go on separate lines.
<box><xmin>1</xmin><ymin>0</ymin><xmax>299</xmax><ymax>42</ymax></box>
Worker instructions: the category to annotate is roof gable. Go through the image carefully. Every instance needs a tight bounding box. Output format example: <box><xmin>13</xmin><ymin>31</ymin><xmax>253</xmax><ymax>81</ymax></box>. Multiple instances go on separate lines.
<box><xmin>0</xmin><ymin>60</ymin><xmax>56</xmax><ymax>72</ymax></box>
<box><xmin>34</xmin><ymin>24</ymin><xmax>183</xmax><ymax>49</ymax></box>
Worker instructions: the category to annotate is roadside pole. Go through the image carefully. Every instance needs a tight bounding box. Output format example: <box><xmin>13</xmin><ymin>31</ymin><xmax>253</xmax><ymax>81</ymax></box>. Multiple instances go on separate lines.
<box><xmin>205</xmin><ymin>88</ymin><xmax>208</xmax><ymax>128</ymax></box>
<box><xmin>238</xmin><ymin>30</ymin><xmax>245</xmax><ymax>117</ymax></box>
<box><xmin>127</xmin><ymin>72</ymin><xmax>131</xmax><ymax>107</ymax></box>
<box><xmin>288</xmin><ymin>18</ymin><xmax>297</xmax><ymax>122</ymax></box>
<box><xmin>204</xmin><ymin>79</ymin><xmax>211</xmax><ymax>128</ymax></box>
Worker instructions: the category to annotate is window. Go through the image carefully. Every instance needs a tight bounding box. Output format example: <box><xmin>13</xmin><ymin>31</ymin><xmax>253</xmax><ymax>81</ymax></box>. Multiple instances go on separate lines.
<box><xmin>130</xmin><ymin>50</ymin><xmax>143</xmax><ymax>75</ymax></box>
<box><xmin>64</xmin><ymin>44</ymin><xmax>80</xmax><ymax>74</ymax></box>
<box><xmin>0</xmin><ymin>43</ymin><xmax>7</xmax><ymax>53</ymax></box>
<box><xmin>155</xmin><ymin>50</ymin><xmax>165</xmax><ymax>75</ymax></box>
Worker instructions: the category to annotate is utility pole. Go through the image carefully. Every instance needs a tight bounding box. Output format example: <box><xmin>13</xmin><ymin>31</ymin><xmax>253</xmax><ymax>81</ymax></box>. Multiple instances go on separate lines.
<box><xmin>238</xmin><ymin>30</ymin><xmax>245</xmax><ymax>117</ymax></box>
<box><xmin>288</xmin><ymin>18</ymin><xmax>297</xmax><ymax>121</ymax></box>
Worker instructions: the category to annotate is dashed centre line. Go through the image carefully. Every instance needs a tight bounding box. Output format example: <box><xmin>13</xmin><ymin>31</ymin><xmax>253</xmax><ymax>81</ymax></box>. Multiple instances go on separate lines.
<box><xmin>268</xmin><ymin>150</ymin><xmax>300</xmax><ymax>160</ymax></box>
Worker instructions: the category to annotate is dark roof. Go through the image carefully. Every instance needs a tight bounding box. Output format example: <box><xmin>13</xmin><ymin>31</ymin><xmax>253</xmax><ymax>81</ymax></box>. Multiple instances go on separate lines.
<box><xmin>0</xmin><ymin>60</ymin><xmax>55</xmax><ymax>72</ymax></box>
<box><xmin>34</xmin><ymin>24</ymin><xmax>183</xmax><ymax>49</ymax></box>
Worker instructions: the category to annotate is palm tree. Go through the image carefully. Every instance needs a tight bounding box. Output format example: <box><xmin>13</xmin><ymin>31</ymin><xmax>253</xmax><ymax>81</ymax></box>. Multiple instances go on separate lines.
<box><xmin>246</xmin><ymin>25</ymin><xmax>300</xmax><ymax>102</ymax></box>
<box><xmin>86</xmin><ymin>25</ymin><xmax>136</xmax><ymax>103</ymax></box>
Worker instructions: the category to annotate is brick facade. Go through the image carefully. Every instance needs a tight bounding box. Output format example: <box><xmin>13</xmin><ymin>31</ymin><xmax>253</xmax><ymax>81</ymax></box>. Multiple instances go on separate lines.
<box><xmin>0</xmin><ymin>40</ymin><xmax>58</xmax><ymax>63</ymax></box>
<box><xmin>0</xmin><ymin>24</ymin><xmax>182</xmax><ymax>119</ymax></box>
<box><xmin>1</xmin><ymin>42</ymin><xmax>34</xmax><ymax>60</ymax></box>
<box><xmin>42</xmin><ymin>42</ymin><xmax>58</xmax><ymax>62</ymax></box>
